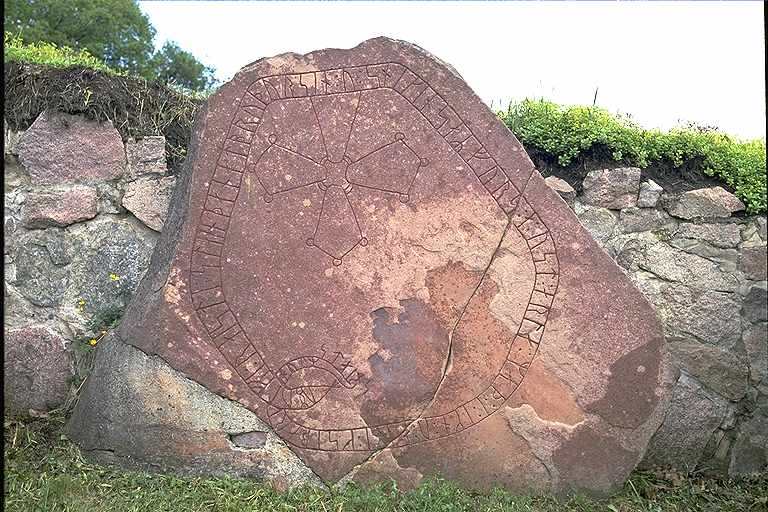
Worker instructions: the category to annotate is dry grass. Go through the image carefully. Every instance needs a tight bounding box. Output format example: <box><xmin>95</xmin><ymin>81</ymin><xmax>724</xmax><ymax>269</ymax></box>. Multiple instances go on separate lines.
<box><xmin>3</xmin><ymin>61</ymin><xmax>202</xmax><ymax>170</ymax></box>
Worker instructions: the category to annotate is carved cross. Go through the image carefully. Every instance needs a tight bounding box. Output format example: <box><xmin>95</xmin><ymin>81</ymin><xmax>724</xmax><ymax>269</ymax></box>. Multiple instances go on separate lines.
<box><xmin>253</xmin><ymin>126</ymin><xmax>427</xmax><ymax>265</ymax></box>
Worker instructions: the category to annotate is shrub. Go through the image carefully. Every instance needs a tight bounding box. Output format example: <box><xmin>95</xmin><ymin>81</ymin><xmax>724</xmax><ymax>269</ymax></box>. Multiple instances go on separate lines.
<box><xmin>3</xmin><ymin>32</ymin><xmax>119</xmax><ymax>74</ymax></box>
<box><xmin>499</xmin><ymin>99</ymin><xmax>767</xmax><ymax>214</ymax></box>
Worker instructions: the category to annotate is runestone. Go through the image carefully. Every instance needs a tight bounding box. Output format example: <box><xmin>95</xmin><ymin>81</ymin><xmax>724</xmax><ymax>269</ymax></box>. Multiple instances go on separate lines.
<box><xmin>93</xmin><ymin>38</ymin><xmax>669</xmax><ymax>494</ymax></box>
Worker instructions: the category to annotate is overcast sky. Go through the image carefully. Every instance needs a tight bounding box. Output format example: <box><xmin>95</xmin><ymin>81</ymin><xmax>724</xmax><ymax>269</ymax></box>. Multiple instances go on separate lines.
<box><xmin>138</xmin><ymin>1</ymin><xmax>765</xmax><ymax>140</ymax></box>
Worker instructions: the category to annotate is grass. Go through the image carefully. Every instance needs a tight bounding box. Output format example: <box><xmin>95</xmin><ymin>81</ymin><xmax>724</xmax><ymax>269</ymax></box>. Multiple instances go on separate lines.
<box><xmin>499</xmin><ymin>99</ymin><xmax>767</xmax><ymax>214</ymax></box>
<box><xmin>4</xmin><ymin>417</ymin><xmax>767</xmax><ymax>512</ymax></box>
<box><xmin>3</xmin><ymin>32</ymin><xmax>120</xmax><ymax>75</ymax></box>
<box><xmin>3</xmin><ymin>33</ymin><xmax>203</xmax><ymax>170</ymax></box>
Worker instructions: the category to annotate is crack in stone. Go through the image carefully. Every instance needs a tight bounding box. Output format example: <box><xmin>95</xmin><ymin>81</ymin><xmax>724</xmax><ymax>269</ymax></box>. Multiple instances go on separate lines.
<box><xmin>338</xmin><ymin>173</ymin><xmax>540</xmax><ymax>483</ymax></box>
<box><xmin>338</xmin><ymin>216</ymin><xmax>513</xmax><ymax>481</ymax></box>
<box><xmin>431</xmin><ymin>217</ymin><xmax>513</xmax><ymax>412</ymax></box>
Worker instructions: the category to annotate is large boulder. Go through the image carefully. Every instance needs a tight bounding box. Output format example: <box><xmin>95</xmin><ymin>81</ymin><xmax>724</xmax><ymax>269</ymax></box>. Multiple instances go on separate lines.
<box><xmin>17</xmin><ymin>111</ymin><xmax>126</xmax><ymax>185</ymax></box>
<box><xmin>68</xmin><ymin>37</ymin><xmax>669</xmax><ymax>495</ymax></box>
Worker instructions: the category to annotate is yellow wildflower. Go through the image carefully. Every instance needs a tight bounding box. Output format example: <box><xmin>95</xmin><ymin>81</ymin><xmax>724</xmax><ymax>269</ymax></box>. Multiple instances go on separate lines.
<box><xmin>109</xmin><ymin>273</ymin><xmax>120</xmax><ymax>281</ymax></box>
<box><xmin>89</xmin><ymin>338</ymin><xmax>98</xmax><ymax>346</ymax></box>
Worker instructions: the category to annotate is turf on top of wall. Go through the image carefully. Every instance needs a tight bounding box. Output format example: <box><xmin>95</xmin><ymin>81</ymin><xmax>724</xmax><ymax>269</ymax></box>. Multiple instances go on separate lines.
<box><xmin>4</xmin><ymin>33</ymin><xmax>201</xmax><ymax>171</ymax></box>
<box><xmin>499</xmin><ymin>99</ymin><xmax>766</xmax><ymax>214</ymax></box>
<box><xmin>4</xmin><ymin>33</ymin><xmax>766</xmax><ymax>213</ymax></box>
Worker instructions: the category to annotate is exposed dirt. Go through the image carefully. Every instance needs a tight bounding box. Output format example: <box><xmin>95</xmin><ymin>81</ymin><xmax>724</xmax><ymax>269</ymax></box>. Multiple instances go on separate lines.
<box><xmin>527</xmin><ymin>144</ymin><xmax>725</xmax><ymax>195</ymax></box>
<box><xmin>4</xmin><ymin>61</ymin><xmax>203</xmax><ymax>171</ymax></box>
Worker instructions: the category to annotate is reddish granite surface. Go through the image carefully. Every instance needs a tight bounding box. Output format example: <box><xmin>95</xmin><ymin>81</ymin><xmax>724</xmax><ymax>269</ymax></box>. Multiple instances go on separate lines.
<box><xmin>114</xmin><ymin>37</ymin><xmax>668</xmax><ymax>494</ymax></box>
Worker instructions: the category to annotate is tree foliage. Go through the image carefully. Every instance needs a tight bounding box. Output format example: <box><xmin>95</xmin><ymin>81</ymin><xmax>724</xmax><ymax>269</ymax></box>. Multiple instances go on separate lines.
<box><xmin>4</xmin><ymin>0</ymin><xmax>217</xmax><ymax>91</ymax></box>
<box><xmin>150</xmin><ymin>41</ymin><xmax>217</xmax><ymax>92</ymax></box>
<box><xmin>4</xmin><ymin>0</ymin><xmax>155</xmax><ymax>74</ymax></box>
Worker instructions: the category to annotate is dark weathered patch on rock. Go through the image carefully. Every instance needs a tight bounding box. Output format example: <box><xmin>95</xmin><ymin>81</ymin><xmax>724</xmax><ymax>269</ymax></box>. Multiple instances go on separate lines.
<box><xmin>585</xmin><ymin>334</ymin><xmax>664</xmax><ymax>428</ymax></box>
<box><xmin>552</xmin><ymin>425</ymin><xmax>639</xmax><ymax>496</ymax></box>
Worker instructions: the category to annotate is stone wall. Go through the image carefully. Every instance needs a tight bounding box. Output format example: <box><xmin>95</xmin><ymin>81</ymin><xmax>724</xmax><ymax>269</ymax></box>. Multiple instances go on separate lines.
<box><xmin>4</xmin><ymin>111</ymin><xmax>766</xmax><ymax>477</ymax></box>
<box><xmin>4</xmin><ymin>112</ymin><xmax>173</xmax><ymax>414</ymax></box>
<box><xmin>546</xmin><ymin>171</ymin><xmax>767</xmax><ymax>475</ymax></box>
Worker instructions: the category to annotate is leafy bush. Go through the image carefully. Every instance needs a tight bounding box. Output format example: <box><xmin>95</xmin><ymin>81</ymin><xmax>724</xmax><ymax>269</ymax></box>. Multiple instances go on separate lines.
<box><xmin>3</xmin><ymin>32</ymin><xmax>119</xmax><ymax>75</ymax></box>
<box><xmin>499</xmin><ymin>99</ymin><xmax>767</xmax><ymax>214</ymax></box>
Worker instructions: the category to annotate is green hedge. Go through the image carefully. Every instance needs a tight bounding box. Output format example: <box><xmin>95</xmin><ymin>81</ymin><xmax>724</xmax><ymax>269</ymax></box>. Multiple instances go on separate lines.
<box><xmin>499</xmin><ymin>99</ymin><xmax>766</xmax><ymax>214</ymax></box>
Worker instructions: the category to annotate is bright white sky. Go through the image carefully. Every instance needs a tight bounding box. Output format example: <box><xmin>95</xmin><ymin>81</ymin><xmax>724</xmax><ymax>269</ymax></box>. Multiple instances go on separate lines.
<box><xmin>138</xmin><ymin>1</ymin><xmax>766</xmax><ymax>140</ymax></box>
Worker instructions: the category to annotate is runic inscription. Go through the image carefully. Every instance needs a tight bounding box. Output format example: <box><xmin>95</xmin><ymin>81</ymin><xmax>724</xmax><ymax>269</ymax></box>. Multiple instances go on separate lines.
<box><xmin>75</xmin><ymin>38</ymin><xmax>668</xmax><ymax>492</ymax></box>
<box><xmin>188</xmin><ymin>61</ymin><xmax>560</xmax><ymax>455</ymax></box>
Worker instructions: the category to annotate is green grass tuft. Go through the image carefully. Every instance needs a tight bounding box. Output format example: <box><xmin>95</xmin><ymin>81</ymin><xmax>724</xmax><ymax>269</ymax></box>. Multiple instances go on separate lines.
<box><xmin>4</xmin><ymin>32</ymin><xmax>120</xmax><ymax>75</ymax></box>
<box><xmin>499</xmin><ymin>99</ymin><xmax>767</xmax><ymax>214</ymax></box>
<box><xmin>4</xmin><ymin>418</ymin><xmax>768</xmax><ymax>512</ymax></box>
